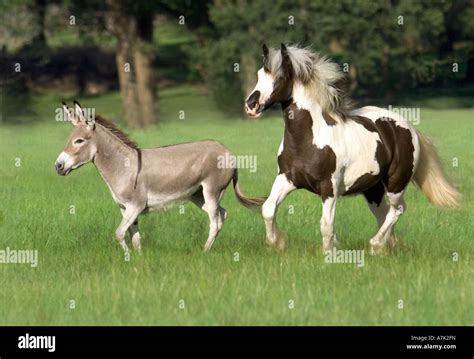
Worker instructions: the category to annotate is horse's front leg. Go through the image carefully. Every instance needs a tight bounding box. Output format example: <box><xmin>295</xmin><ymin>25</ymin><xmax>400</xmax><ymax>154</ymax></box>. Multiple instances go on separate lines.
<box><xmin>116</xmin><ymin>205</ymin><xmax>143</xmax><ymax>254</ymax></box>
<box><xmin>262</xmin><ymin>174</ymin><xmax>295</xmax><ymax>250</ymax></box>
<box><xmin>320</xmin><ymin>195</ymin><xmax>340</xmax><ymax>252</ymax></box>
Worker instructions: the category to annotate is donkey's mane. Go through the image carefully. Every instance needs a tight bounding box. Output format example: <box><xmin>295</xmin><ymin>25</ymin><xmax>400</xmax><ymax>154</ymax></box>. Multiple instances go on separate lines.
<box><xmin>94</xmin><ymin>115</ymin><xmax>139</xmax><ymax>150</ymax></box>
<box><xmin>267</xmin><ymin>44</ymin><xmax>353</xmax><ymax>120</ymax></box>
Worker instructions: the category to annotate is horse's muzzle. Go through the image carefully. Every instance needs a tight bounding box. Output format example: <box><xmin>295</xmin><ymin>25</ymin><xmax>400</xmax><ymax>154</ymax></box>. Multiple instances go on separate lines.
<box><xmin>245</xmin><ymin>103</ymin><xmax>264</xmax><ymax>118</ymax></box>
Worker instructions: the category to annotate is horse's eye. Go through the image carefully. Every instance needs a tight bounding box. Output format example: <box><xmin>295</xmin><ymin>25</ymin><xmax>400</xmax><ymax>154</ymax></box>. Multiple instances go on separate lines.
<box><xmin>74</xmin><ymin>138</ymin><xmax>85</xmax><ymax>145</ymax></box>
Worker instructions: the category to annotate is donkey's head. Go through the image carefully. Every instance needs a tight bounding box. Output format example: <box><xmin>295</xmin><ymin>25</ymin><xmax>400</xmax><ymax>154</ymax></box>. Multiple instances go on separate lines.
<box><xmin>55</xmin><ymin>101</ymin><xmax>97</xmax><ymax>176</ymax></box>
<box><xmin>245</xmin><ymin>43</ymin><xmax>294</xmax><ymax>118</ymax></box>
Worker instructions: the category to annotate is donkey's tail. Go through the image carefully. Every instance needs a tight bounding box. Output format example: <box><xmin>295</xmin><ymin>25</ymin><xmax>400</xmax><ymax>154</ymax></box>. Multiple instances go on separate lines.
<box><xmin>413</xmin><ymin>132</ymin><xmax>462</xmax><ymax>208</ymax></box>
<box><xmin>232</xmin><ymin>169</ymin><xmax>267</xmax><ymax>209</ymax></box>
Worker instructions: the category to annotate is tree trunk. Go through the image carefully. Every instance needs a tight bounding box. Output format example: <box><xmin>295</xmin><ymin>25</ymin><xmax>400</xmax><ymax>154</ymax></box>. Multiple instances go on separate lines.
<box><xmin>116</xmin><ymin>40</ymin><xmax>142</xmax><ymax>127</ymax></box>
<box><xmin>134</xmin><ymin>13</ymin><xmax>157</xmax><ymax>126</ymax></box>
<box><xmin>105</xmin><ymin>0</ymin><xmax>157</xmax><ymax>127</ymax></box>
<box><xmin>26</xmin><ymin>0</ymin><xmax>47</xmax><ymax>51</ymax></box>
<box><xmin>134</xmin><ymin>45</ymin><xmax>156</xmax><ymax>127</ymax></box>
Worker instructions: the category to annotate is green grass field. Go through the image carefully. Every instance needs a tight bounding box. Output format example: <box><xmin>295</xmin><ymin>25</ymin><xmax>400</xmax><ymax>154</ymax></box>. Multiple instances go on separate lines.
<box><xmin>0</xmin><ymin>86</ymin><xmax>473</xmax><ymax>325</ymax></box>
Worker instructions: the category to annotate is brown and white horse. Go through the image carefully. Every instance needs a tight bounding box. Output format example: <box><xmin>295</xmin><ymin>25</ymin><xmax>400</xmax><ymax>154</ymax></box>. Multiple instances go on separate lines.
<box><xmin>55</xmin><ymin>102</ymin><xmax>264</xmax><ymax>254</ymax></box>
<box><xmin>245</xmin><ymin>44</ymin><xmax>461</xmax><ymax>255</ymax></box>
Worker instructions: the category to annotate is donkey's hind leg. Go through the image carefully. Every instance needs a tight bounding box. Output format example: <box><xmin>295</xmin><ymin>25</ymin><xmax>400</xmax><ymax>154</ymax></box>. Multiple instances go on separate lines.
<box><xmin>195</xmin><ymin>185</ymin><xmax>225</xmax><ymax>252</ymax></box>
<box><xmin>191</xmin><ymin>189</ymin><xmax>227</xmax><ymax>227</ymax></box>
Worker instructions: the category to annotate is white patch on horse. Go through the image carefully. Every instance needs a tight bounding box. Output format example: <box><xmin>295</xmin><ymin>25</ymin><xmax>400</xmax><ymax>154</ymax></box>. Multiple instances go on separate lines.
<box><xmin>276</xmin><ymin>138</ymin><xmax>284</xmax><ymax>171</ymax></box>
<box><xmin>350</xmin><ymin>106</ymin><xmax>420</xmax><ymax>174</ymax></box>
<box><xmin>251</xmin><ymin>68</ymin><xmax>274</xmax><ymax>104</ymax></box>
<box><xmin>293</xmin><ymin>83</ymin><xmax>382</xmax><ymax>192</ymax></box>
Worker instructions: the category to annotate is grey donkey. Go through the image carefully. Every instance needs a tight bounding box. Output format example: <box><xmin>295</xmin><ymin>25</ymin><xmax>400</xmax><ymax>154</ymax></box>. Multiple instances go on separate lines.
<box><xmin>55</xmin><ymin>101</ymin><xmax>265</xmax><ymax>253</ymax></box>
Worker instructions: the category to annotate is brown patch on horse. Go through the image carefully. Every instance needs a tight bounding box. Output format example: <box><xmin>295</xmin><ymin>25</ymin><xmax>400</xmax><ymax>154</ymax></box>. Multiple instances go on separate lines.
<box><xmin>347</xmin><ymin>116</ymin><xmax>415</xmax><ymax>195</ymax></box>
<box><xmin>351</xmin><ymin>115</ymin><xmax>378</xmax><ymax>132</ymax></box>
<box><xmin>363</xmin><ymin>181</ymin><xmax>385</xmax><ymax>206</ymax></box>
<box><xmin>322</xmin><ymin>111</ymin><xmax>337</xmax><ymax>126</ymax></box>
<box><xmin>265</xmin><ymin>72</ymin><xmax>294</xmax><ymax>110</ymax></box>
<box><xmin>344</xmin><ymin>141</ymin><xmax>388</xmax><ymax>195</ymax></box>
<box><xmin>94</xmin><ymin>115</ymin><xmax>140</xmax><ymax>150</ymax></box>
<box><xmin>278</xmin><ymin>103</ymin><xmax>336</xmax><ymax>201</ymax></box>
<box><xmin>374</xmin><ymin>117</ymin><xmax>415</xmax><ymax>194</ymax></box>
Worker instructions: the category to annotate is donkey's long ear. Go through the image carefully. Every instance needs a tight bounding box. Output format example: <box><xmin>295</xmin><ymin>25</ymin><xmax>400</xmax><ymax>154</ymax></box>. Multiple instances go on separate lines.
<box><xmin>73</xmin><ymin>100</ymin><xmax>87</xmax><ymax>123</ymax></box>
<box><xmin>281</xmin><ymin>43</ymin><xmax>293</xmax><ymax>77</ymax></box>
<box><xmin>74</xmin><ymin>100</ymin><xmax>95</xmax><ymax>130</ymax></box>
<box><xmin>62</xmin><ymin>102</ymin><xmax>79</xmax><ymax>126</ymax></box>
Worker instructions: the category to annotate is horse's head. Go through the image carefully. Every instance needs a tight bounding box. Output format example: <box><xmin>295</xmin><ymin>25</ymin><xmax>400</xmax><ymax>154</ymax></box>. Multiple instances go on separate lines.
<box><xmin>245</xmin><ymin>43</ymin><xmax>294</xmax><ymax>118</ymax></box>
<box><xmin>55</xmin><ymin>101</ymin><xmax>97</xmax><ymax>176</ymax></box>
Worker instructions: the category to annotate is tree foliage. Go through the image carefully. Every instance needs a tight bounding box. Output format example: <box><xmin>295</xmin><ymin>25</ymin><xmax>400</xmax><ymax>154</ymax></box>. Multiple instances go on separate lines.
<box><xmin>191</xmin><ymin>0</ymin><xmax>474</xmax><ymax>108</ymax></box>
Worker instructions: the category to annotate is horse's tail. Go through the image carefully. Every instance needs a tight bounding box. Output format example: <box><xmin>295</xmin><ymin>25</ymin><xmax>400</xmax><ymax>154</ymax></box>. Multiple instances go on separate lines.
<box><xmin>413</xmin><ymin>132</ymin><xmax>462</xmax><ymax>208</ymax></box>
<box><xmin>232</xmin><ymin>169</ymin><xmax>267</xmax><ymax>209</ymax></box>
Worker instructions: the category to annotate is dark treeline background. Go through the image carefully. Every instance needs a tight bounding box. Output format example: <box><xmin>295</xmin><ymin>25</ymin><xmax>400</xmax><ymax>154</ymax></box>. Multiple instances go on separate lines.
<box><xmin>1</xmin><ymin>0</ymin><xmax>473</xmax><ymax>127</ymax></box>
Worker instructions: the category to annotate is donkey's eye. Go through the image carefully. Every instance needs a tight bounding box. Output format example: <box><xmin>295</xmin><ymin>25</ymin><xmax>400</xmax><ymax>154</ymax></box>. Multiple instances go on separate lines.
<box><xmin>74</xmin><ymin>138</ymin><xmax>85</xmax><ymax>145</ymax></box>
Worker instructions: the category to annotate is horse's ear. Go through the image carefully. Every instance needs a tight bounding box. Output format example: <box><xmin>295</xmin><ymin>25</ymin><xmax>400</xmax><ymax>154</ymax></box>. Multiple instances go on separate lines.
<box><xmin>262</xmin><ymin>44</ymin><xmax>269</xmax><ymax>59</ymax></box>
<box><xmin>62</xmin><ymin>102</ymin><xmax>79</xmax><ymax>126</ymax></box>
<box><xmin>281</xmin><ymin>43</ymin><xmax>293</xmax><ymax>76</ymax></box>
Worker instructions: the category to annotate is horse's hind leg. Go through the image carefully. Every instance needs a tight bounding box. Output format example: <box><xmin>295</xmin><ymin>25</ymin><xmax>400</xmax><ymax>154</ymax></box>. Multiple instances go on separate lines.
<box><xmin>368</xmin><ymin>190</ymin><xmax>406</xmax><ymax>255</ymax></box>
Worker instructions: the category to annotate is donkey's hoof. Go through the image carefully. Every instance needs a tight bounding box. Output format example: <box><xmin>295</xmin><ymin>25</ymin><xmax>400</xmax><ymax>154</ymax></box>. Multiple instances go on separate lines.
<box><xmin>220</xmin><ymin>207</ymin><xmax>228</xmax><ymax>220</ymax></box>
<box><xmin>333</xmin><ymin>237</ymin><xmax>342</xmax><ymax>249</ymax></box>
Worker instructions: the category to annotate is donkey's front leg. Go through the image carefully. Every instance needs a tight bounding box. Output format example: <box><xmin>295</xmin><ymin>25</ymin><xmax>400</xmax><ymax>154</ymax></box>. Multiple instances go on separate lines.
<box><xmin>116</xmin><ymin>205</ymin><xmax>143</xmax><ymax>254</ymax></box>
<box><xmin>320</xmin><ymin>196</ymin><xmax>339</xmax><ymax>251</ymax></box>
<box><xmin>128</xmin><ymin>220</ymin><xmax>141</xmax><ymax>253</ymax></box>
<box><xmin>120</xmin><ymin>208</ymin><xmax>142</xmax><ymax>252</ymax></box>
<box><xmin>262</xmin><ymin>174</ymin><xmax>295</xmax><ymax>249</ymax></box>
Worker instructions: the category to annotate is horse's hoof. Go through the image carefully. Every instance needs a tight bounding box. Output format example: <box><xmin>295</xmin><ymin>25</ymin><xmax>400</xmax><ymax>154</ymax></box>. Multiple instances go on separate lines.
<box><xmin>387</xmin><ymin>235</ymin><xmax>399</xmax><ymax>250</ymax></box>
<box><xmin>265</xmin><ymin>230</ymin><xmax>287</xmax><ymax>251</ymax></box>
<box><xmin>369</xmin><ymin>243</ymin><xmax>388</xmax><ymax>256</ymax></box>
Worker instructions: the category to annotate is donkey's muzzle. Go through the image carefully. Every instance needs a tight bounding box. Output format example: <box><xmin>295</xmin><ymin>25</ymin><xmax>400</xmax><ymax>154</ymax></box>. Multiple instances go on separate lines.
<box><xmin>55</xmin><ymin>161</ymin><xmax>68</xmax><ymax>176</ymax></box>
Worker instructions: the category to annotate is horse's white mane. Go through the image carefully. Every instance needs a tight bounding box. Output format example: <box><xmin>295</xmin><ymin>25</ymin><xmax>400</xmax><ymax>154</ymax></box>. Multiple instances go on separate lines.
<box><xmin>267</xmin><ymin>44</ymin><xmax>351</xmax><ymax>118</ymax></box>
